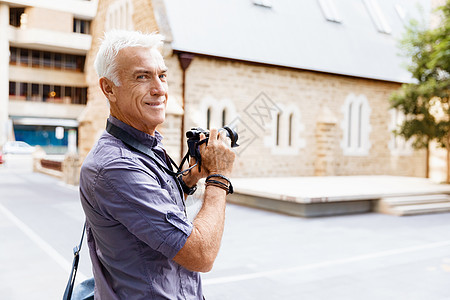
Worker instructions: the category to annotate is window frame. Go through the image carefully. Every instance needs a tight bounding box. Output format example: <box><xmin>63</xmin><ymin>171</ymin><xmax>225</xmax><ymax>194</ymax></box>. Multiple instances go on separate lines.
<box><xmin>340</xmin><ymin>94</ymin><xmax>372</xmax><ymax>156</ymax></box>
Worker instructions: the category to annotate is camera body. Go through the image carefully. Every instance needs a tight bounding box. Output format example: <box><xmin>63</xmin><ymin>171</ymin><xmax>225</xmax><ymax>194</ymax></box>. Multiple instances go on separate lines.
<box><xmin>185</xmin><ymin>126</ymin><xmax>239</xmax><ymax>164</ymax></box>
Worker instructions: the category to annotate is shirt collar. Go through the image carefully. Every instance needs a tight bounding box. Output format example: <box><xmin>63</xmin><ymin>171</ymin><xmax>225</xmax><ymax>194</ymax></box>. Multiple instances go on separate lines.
<box><xmin>108</xmin><ymin>115</ymin><xmax>163</xmax><ymax>149</ymax></box>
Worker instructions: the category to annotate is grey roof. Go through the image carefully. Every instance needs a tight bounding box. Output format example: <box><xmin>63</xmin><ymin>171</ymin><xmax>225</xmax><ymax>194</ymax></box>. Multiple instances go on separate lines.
<box><xmin>162</xmin><ymin>0</ymin><xmax>431</xmax><ymax>83</ymax></box>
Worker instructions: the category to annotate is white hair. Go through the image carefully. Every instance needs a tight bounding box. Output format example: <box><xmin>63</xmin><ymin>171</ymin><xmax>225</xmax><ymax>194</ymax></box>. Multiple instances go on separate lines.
<box><xmin>94</xmin><ymin>30</ymin><xmax>164</xmax><ymax>86</ymax></box>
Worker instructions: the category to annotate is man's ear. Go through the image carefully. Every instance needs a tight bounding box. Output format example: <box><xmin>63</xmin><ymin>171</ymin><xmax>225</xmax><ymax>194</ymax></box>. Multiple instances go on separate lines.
<box><xmin>99</xmin><ymin>77</ymin><xmax>117</xmax><ymax>103</ymax></box>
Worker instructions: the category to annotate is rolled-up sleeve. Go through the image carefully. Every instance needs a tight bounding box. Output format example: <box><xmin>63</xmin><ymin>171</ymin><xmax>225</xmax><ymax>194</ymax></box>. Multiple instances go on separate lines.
<box><xmin>94</xmin><ymin>159</ymin><xmax>192</xmax><ymax>259</ymax></box>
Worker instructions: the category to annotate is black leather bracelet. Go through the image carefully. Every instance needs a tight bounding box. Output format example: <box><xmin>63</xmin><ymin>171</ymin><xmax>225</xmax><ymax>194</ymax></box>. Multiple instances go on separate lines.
<box><xmin>206</xmin><ymin>182</ymin><xmax>230</xmax><ymax>194</ymax></box>
<box><xmin>178</xmin><ymin>176</ymin><xmax>197</xmax><ymax>195</ymax></box>
<box><xmin>205</xmin><ymin>174</ymin><xmax>233</xmax><ymax>194</ymax></box>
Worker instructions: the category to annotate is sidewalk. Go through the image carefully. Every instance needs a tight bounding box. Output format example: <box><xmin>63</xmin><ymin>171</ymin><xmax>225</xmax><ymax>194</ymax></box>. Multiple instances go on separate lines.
<box><xmin>229</xmin><ymin>176</ymin><xmax>450</xmax><ymax>217</ymax></box>
<box><xmin>1</xmin><ymin>159</ymin><xmax>449</xmax><ymax>299</ymax></box>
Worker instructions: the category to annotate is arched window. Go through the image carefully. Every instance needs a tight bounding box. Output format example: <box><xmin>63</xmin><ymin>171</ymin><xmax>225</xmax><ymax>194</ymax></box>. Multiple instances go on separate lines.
<box><xmin>388</xmin><ymin>108</ymin><xmax>412</xmax><ymax>156</ymax></box>
<box><xmin>341</xmin><ymin>94</ymin><xmax>371</xmax><ymax>156</ymax></box>
<box><xmin>206</xmin><ymin>107</ymin><xmax>211</xmax><ymax>130</ymax></box>
<box><xmin>276</xmin><ymin>112</ymin><xmax>281</xmax><ymax>146</ymax></box>
<box><xmin>347</xmin><ymin>102</ymin><xmax>352</xmax><ymax>148</ymax></box>
<box><xmin>200</xmin><ymin>97</ymin><xmax>236</xmax><ymax>130</ymax></box>
<box><xmin>267</xmin><ymin>104</ymin><xmax>305</xmax><ymax>155</ymax></box>
<box><xmin>222</xmin><ymin>109</ymin><xmax>227</xmax><ymax>127</ymax></box>
<box><xmin>288</xmin><ymin>113</ymin><xmax>293</xmax><ymax>146</ymax></box>
<box><xmin>105</xmin><ymin>0</ymin><xmax>134</xmax><ymax>31</ymax></box>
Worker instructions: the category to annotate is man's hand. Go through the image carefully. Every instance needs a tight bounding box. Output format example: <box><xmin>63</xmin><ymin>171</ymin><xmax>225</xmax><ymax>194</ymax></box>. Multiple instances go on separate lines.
<box><xmin>199</xmin><ymin>128</ymin><xmax>236</xmax><ymax>177</ymax></box>
<box><xmin>181</xmin><ymin>129</ymin><xmax>235</xmax><ymax>187</ymax></box>
<box><xmin>181</xmin><ymin>155</ymin><xmax>208</xmax><ymax>188</ymax></box>
<box><xmin>173</xmin><ymin>129</ymin><xmax>236</xmax><ymax>272</ymax></box>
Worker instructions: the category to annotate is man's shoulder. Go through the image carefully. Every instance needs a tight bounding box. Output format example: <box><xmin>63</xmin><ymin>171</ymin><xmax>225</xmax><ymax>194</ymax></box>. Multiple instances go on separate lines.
<box><xmin>82</xmin><ymin>133</ymin><xmax>128</xmax><ymax>171</ymax></box>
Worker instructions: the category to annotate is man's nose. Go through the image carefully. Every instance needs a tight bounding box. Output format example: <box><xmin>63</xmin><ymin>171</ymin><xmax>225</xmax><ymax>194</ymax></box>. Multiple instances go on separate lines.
<box><xmin>150</xmin><ymin>78</ymin><xmax>167</xmax><ymax>96</ymax></box>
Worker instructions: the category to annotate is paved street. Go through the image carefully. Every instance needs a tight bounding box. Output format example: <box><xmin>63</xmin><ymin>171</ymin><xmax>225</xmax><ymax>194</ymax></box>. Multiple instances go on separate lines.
<box><xmin>1</xmin><ymin>155</ymin><xmax>450</xmax><ymax>299</ymax></box>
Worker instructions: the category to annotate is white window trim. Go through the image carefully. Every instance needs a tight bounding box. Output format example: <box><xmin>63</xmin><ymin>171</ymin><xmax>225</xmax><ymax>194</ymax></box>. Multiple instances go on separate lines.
<box><xmin>105</xmin><ymin>0</ymin><xmax>134</xmax><ymax>31</ymax></box>
<box><xmin>264</xmin><ymin>103</ymin><xmax>305</xmax><ymax>155</ymax></box>
<box><xmin>198</xmin><ymin>96</ymin><xmax>237</xmax><ymax>130</ymax></box>
<box><xmin>388</xmin><ymin>109</ymin><xmax>413</xmax><ymax>156</ymax></box>
<box><xmin>340</xmin><ymin>94</ymin><xmax>372</xmax><ymax>156</ymax></box>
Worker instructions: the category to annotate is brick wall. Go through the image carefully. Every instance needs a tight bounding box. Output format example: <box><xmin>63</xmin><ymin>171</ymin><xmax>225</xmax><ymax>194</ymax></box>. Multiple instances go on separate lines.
<box><xmin>178</xmin><ymin>55</ymin><xmax>426</xmax><ymax>178</ymax></box>
<box><xmin>80</xmin><ymin>0</ymin><xmax>426</xmax><ymax>178</ymax></box>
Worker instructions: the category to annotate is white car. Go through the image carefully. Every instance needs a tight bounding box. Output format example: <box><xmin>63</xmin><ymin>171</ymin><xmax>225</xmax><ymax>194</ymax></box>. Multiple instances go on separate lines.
<box><xmin>3</xmin><ymin>141</ymin><xmax>36</xmax><ymax>154</ymax></box>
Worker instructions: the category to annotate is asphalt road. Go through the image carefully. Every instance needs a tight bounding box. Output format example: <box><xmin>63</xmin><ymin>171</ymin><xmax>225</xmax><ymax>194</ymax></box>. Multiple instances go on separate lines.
<box><xmin>1</xmin><ymin>155</ymin><xmax>450</xmax><ymax>300</ymax></box>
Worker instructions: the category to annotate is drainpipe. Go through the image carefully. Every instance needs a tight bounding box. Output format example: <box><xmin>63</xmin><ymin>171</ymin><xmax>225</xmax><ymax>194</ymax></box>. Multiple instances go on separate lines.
<box><xmin>177</xmin><ymin>53</ymin><xmax>194</xmax><ymax>161</ymax></box>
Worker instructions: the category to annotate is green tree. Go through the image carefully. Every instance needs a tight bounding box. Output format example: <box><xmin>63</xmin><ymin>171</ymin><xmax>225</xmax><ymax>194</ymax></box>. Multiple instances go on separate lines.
<box><xmin>390</xmin><ymin>0</ymin><xmax>450</xmax><ymax>181</ymax></box>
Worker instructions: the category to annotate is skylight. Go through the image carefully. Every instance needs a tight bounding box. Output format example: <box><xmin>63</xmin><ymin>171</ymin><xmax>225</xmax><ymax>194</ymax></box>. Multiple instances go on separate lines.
<box><xmin>253</xmin><ymin>0</ymin><xmax>272</xmax><ymax>9</ymax></box>
<box><xmin>395</xmin><ymin>4</ymin><xmax>406</xmax><ymax>24</ymax></box>
<box><xmin>318</xmin><ymin>0</ymin><xmax>342</xmax><ymax>23</ymax></box>
<box><xmin>363</xmin><ymin>0</ymin><xmax>392</xmax><ymax>34</ymax></box>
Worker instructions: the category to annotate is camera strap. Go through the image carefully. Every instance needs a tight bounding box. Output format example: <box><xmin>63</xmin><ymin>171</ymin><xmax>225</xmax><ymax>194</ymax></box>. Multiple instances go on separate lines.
<box><xmin>106</xmin><ymin>120</ymin><xmax>181</xmax><ymax>177</ymax></box>
<box><xmin>63</xmin><ymin>222</ymin><xmax>86</xmax><ymax>300</ymax></box>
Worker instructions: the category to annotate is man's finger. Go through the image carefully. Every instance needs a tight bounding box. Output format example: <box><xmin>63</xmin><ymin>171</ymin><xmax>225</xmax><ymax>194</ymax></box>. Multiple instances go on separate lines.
<box><xmin>218</xmin><ymin>130</ymin><xmax>231</xmax><ymax>147</ymax></box>
<box><xmin>209</xmin><ymin>128</ymin><xmax>218</xmax><ymax>144</ymax></box>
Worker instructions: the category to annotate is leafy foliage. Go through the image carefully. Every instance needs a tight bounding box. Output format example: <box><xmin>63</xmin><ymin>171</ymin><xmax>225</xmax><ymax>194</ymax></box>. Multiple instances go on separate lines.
<box><xmin>390</xmin><ymin>1</ymin><xmax>450</xmax><ymax>149</ymax></box>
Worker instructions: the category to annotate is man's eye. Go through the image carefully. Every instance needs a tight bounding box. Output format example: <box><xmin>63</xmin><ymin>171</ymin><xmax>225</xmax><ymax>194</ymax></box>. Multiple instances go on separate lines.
<box><xmin>137</xmin><ymin>75</ymin><xmax>146</xmax><ymax>79</ymax></box>
<box><xmin>159</xmin><ymin>74</ymin><xmax>167</xmax><ymax>79</ymax></box>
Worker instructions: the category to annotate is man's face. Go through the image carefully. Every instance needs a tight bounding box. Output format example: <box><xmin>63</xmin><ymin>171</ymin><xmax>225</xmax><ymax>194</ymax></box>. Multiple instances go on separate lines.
<box><xmin>109</xmin><ymin>46</ymin><xmax>168</xmax><ymax>135</ymax></box>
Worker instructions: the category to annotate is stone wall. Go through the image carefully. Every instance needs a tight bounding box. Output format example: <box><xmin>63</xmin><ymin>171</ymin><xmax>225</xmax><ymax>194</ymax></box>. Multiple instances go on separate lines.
<box><xmin>79</xmin><ymin>0</ymin><xmax>426</xmax><ymax>179</ymax></box>
<box><xmin>176</xmin><ymin>55</ymin><xmax>426</xmax><ymax>178</ymax></box>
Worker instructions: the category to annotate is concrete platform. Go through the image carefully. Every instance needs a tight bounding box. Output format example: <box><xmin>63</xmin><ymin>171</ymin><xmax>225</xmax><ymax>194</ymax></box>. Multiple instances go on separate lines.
<box><xmin>228</xmin><ymin>176</ymin><xmax>450</xmax><ymax>217</ymax></box>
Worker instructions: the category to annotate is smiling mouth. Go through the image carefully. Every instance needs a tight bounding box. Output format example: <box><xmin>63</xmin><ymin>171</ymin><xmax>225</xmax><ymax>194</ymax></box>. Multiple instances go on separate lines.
<box><xmin>145</xmin><ymin>101</ymin><xmax>164</xmax><ymax>106</ymax></box>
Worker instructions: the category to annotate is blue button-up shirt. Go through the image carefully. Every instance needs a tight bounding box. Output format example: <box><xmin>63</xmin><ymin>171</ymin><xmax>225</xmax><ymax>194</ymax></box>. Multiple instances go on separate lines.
<box><xmin>79</xmin><ymin>116</ymin><xmax>202</xmax><ymax>299</ymax></box>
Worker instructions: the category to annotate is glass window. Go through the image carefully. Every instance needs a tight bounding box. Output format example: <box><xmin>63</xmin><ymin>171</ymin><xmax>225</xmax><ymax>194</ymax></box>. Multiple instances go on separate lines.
<box><xmin>54</xmin><ymin>86</ymin><xmax>61</xmax><ymax>100</ymax></box>
<box><xmin>288</xmin><ymin>113</ymin><xmax>293</xmax><ymax>146</ymax></box>
<box><xmin>342</xmin><ymin>94</ymin><xmax>371</xmax><ymax>156</ymax></box>
<box><xmin>206</xmin><ymin>108</ymin><xmax>211</xmax><ymax>129</ymax></box>
<box><xmin>19</xmin><ymin>49</ymin><xmax>29</xmax><ymax>66</ymax></box>
<box><xmin>75</xmin><ymin>56</ymin><xmax>85</xmax><ymax>71</ymax></box>
<box><xmin>73</xmin><ymin>19</ymin><xmax>78</xmax><ymax>32</ymax></box>
<box><xmin>9</xmin><ymin>81</ymin><xmax>16</xmax><ymax>96</ymax></box>
<box><xmin>65</xmin><ymin>55</ymin><xmax>77</xmax><ymax>70</ymax></box>
<box><xmin>19</xmin><ymin>82</ymin><xmax>28</xmax><ymax>99</ymax></box>
<box><xmin>43</xmin><ymin>52</ymin><xmax>52</xmax><ymax>68</ymax></box>
<box><xmin>54</xmin><ymin>53</ymin><xmax>62</xmax><ymax>69</ymax></box>
<box><xmin>10</xmin><ymin>47</ymin><xmax>17</xmax><ymax>64</ymax></box>
<box><xmin>81</xmin><ymin>88</ymin><xmax>87</xmax><ymax>104</ymax></box>
<box><xmin>43</xmin><ymin>84</ymin><xmax>50</xmax><ymax>102</ymax></box>
<box><xmin>64</xmin><ymin>86</ymin><xmax>73</xmax><ymax>98</ymax></box>
<box><xmin>73</xmin><ymin>19</ymin><xmax>90</xmax><ymax>34</ymax></box>
<box><xmin>276</xmin><ymin>112</ymin><xmax>281</xmax><ymax>146</ymax></box>
<box><xmin>31</xmin><ymin>83</ymin><xmax>40</xmax><ymax>101</ymax></box>
<box><xmin>80</xmin><ymin>20</ymin><xmax>86</xmax><ymax>33</ymax></box>
<box><xmin>222</xmin><ymin>109</ymin><xmax>227</xmax><ymax>127</ymax></box>
<box><xmin>9</xmin><ymin>7</ymin><xmax>24</xmax><ymax>27</ymax></box>
<box><xmin>32</xmin><ymin>50</ymin><xmax>41</xmax><ymax>67</ymax></box>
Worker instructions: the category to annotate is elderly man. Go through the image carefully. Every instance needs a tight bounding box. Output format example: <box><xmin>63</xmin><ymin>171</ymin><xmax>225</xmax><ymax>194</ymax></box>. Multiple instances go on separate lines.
<box><xmin>79</xmin><ymin>30</ymin><xmax>235</xmax><ymax>299</ymax></box>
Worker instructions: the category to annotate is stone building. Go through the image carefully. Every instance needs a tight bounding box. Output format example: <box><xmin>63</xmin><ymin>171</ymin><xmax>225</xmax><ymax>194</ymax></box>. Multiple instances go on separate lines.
<box><xmin>0</xmin><ymin>0</ymin><xmax>98</xmax><ymax>153</ymax></box>
<box><xmin>80</xmin><ymin>0</ymin><xmax>431</xmax><ymax>178</ymax></box>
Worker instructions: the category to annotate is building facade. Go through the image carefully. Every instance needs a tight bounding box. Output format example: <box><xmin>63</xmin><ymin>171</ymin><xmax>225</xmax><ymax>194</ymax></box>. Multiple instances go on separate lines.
<box><xmin>0</xmin><ymin>0</ymin><xmax>97</xmax><ymax>154</ymax></box>
<box><xmin>80</xmin><ymin>0</ymin><xmax>432</xmax><ymax>178</ymax></box>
